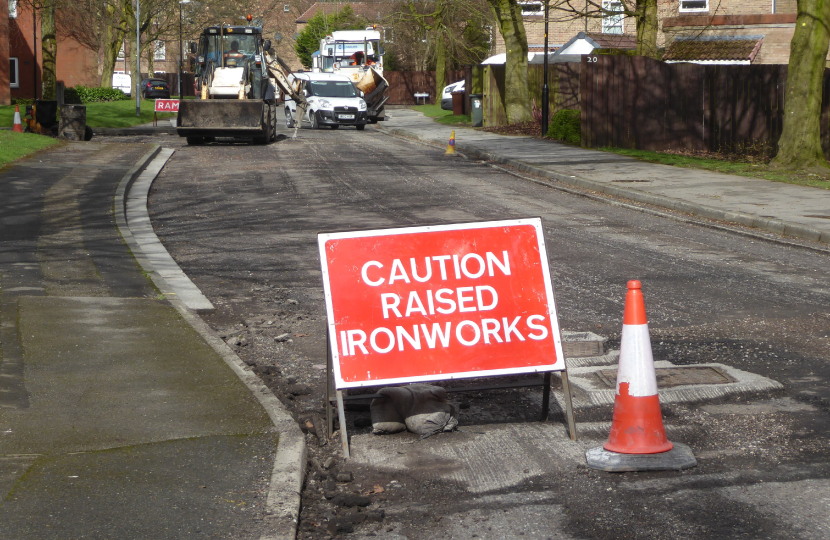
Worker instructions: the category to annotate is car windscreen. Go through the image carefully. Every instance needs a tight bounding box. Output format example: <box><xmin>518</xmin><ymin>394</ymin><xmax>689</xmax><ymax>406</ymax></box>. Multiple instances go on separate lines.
<box><xmin>308</xmin><ymin>81</ymin><xmax>357</xmax><ymax>98</ymax></box>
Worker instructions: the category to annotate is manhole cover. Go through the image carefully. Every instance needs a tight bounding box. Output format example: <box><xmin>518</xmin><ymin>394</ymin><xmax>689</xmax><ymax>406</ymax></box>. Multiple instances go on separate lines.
<box><xmin>594</xmin><ymin>366</ymin><xmax>738</xmax><ymax>389</ymax></box>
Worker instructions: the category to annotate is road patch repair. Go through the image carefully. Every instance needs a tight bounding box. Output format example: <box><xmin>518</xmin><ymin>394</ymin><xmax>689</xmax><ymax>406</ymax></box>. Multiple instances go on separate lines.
<box><xmin>345</xmin><ymin>278</ymin><xmax>782</xmax><ymax>482</ymax></box>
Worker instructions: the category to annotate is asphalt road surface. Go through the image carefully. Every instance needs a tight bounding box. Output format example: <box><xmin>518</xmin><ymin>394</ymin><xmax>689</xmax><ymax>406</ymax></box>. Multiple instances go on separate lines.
<box><xmin>145</xmin><ymin>115</ymin><xmax>830</xmax><ymax>540</ymax></box>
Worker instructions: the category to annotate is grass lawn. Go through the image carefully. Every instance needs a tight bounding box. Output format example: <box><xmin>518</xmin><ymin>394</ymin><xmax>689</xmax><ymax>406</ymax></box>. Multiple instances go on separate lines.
<box><xmin>0</xmin><ymin>100</ymin><xmax>176</xmax><ymax>129</ymax></box>
<box><xmin>83</xmin><ymin>99</ymin><xmax>177</xmax><ymax>127</ymax></box>
<box><xmin>410</xmin><ymin>104</ymin><xmax>471</xmax><ymax>126</ymax></box>
<box><xmin>0</xmin><ymin>131</ymin><xmax>62</xmax><ymax>169</ymax></box>
<box><xmin>602</xmin><ymin>147</ymin><xmax>830</xmax><ymax>190</ymax></box>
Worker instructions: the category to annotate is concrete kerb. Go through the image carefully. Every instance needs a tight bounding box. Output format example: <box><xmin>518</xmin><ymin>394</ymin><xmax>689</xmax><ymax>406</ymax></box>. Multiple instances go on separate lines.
<box><xmin>114</xmin><ymin>150</ymin><xmax>306</xmax><ymax>540</ymax></box>
<box><xmin>380</xmin><ymin>126</ymin><xmax>829</xmax><ymax>246</ymax></box>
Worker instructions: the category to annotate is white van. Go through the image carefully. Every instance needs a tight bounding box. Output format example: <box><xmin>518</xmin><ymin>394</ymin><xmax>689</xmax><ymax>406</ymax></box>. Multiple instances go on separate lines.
<box><xmin>112</xmin><ymin>73</ymin><xmax>132</xmax><ymax>96</ymax></box>
<box><xmin>284</xmin><ymin>72</ymin><xmax>368</xmax><ymax>130</ymax></box>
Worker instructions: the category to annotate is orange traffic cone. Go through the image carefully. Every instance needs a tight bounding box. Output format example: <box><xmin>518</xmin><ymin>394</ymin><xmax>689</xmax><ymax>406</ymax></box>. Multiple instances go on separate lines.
<box><xmin>603</xmin><ymin>280</ymin><xmax>673</xmax><ymax>454</ymax></box>
<box><xmin>444</xmin><ymin>130</ymin><xmax>457</xmax><ymax>156</ymax></box>
<box><xmin>12</xmin><ymin>105</ymin><xmax>23</xmax><ymax>133</ymax></box>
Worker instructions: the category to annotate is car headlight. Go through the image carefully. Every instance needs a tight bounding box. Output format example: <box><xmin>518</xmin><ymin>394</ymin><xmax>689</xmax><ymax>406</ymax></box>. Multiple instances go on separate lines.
<box><xmin>358</xmin><ymin>100</ymin><xmax>367</xmax><ymax>111</ymax></box>
<box><xmin>318</xmin><ymin>99</ymin><xmax>333</xmax><ymax>109</ymax></box>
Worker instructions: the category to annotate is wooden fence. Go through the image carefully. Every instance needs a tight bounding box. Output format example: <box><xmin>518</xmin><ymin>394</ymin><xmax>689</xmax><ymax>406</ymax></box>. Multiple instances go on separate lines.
<box><xmin>383</xmin><ymin>70</ymin><xmax>465</xmax><ymax>105</ymax></box>
<box><xmin>580</xmin><ymin>55</ymin><xmax>830</xmax><ymax>158</ymax></box>
<box><xmin>484</xmin><ymin>64</ymin><xmax>580</xmax><ymax>128</ymax></box>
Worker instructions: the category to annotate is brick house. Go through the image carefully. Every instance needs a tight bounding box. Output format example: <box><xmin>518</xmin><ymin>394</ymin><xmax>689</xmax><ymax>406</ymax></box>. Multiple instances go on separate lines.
<box><xmin>492</xmin><ymin>1</ymin><xmax>801</xmax><ymax>66</ymax></box>
<box><xmin>662</xmin><ymin>0</ymin><xmax>798</xmax><ymax>65</ymax></box>
<box><xmin>7</xmin><ymin>0</ymin><xmax>99</xmax><ymax>100</ymax></box>
<box><xmin>2</xmin><ymin>0</ymin><xmax>9</xmax><ymax>105</ymax></box>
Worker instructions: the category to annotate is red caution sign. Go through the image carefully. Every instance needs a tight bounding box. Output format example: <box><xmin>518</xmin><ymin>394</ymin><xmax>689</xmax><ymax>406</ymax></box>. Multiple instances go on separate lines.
<box><xmin>154</xmin><ymin>99</ymin><xmax>180</xmax><ymax>112</ymax></box>
<box><xmin>318</xmin><ymin>218</ymin><xmax>566</xmax><ymax>389</ymax></box>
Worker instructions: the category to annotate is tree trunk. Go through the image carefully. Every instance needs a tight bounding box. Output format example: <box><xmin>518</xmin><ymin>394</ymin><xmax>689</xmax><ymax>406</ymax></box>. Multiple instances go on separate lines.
<box><xmin>435</xmin><ymin>31</ymin><xmax>447</xmax><ymax>101</ymax></box>
<box><xmin>487</xmin><ymin>0</ymin><xmax>532</xmax><ymax>123</ymax></box>
<box><xmin>773</xmin><ymin>0</ymin><xmax>830</xmax><ymax>170</ymax></box>
<box><xmin>635</xmin><ymin>0</ymin><xmax>659</xmax><ymax>58</ymax></box>
<box><xmin>41</xmin><ymin>2</ymin><xmax>57</xmax><ymax>100</ymax></box>
<box><xmin>100</xmin><ymin>3</ymin><xmax>126</xmax><ymax>88</ymax></box>
<box><xmin>147</xmin><ymin>45</ymin><xmax>154</xmax><ymax>77</ymax></box>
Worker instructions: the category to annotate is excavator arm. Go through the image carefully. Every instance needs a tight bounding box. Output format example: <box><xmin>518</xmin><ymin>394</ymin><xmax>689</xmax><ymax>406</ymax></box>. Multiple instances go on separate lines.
<box><xmin>264</xmin><ymin>52</ymin><xmax>307</xmax><ymax>139</ymax></box>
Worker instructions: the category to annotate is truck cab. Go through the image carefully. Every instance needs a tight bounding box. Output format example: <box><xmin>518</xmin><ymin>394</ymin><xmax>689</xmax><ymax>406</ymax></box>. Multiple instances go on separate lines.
<box><xmin>313</xmin><ymin>29</ymin><xmax>383</xmax><ymax>82</ymax></box>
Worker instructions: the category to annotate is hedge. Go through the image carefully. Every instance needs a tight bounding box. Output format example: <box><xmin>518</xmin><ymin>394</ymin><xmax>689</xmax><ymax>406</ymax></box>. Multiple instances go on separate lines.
<box><xmin>547</xmin><ymin>109</ymin><xmax>581</xmax><ymax>145</ymax></box>
<box><xmin>66</xmin><ymin>86</ymin><xmax>129</xmax><ymax>104</ymax></box>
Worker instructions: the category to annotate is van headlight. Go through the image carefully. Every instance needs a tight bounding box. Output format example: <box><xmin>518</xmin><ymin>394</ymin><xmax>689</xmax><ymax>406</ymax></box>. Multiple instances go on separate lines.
<box><xmin>358</xmin><ymin>100</ymin><xmax>367</xmax><ymax>111</ymax></box>
<box><xmin>318</xmin><ymin>99</ymin><xmax>333</xmax><ymax>109</ymax></box>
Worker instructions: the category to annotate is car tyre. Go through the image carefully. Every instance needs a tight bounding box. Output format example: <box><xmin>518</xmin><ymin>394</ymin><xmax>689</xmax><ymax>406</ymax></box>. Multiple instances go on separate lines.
<box><xmin>330</xmin><ymin>125</ymin><xmax>339</xmax><ymax>130</ymax></box>
<box><xmin>285</xmin><ymin>107</ymin><xmax>295</xmax><ymax>128</ymax></box>
<box><xmin>310</xmin><ymin>110</ymin><xmax>320</xmax><ymax>129</ymax></box>
<box><xmin>356</xmin><ymin>124</ymin><xmax>365</xmax><ymax>131</ymax></box>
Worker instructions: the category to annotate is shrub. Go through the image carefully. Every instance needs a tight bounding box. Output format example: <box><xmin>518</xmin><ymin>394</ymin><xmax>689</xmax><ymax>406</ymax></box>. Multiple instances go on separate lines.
<box><xmin>63</xmin><ymin>87</ymin><xmax>82</xmax><ymax>104</ymax></box>
<box><xmin>12</xmin><ymin>98</ymin><xmax>34</xmax><ymax>107</ymax></box>
<box><xmin>547</xmin><ymin>109</ymin><xmax>581</xmax><ymax>145</ymax></box>
<box><xmin>71</xmin><ymin>85</ymin><xmax>129</xmax><ymax>103</ymax></box>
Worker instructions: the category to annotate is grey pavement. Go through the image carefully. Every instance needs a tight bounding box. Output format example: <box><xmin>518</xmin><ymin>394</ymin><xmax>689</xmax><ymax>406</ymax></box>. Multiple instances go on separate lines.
<box><xmin>0</xmin><ymin>142</ymin><xmax>303</xmax><ymax>540</ymax></box>
<box><xmin>380</xmin><ymin>107</ymin><xmax>830</xmax><ymax>246</ymax></box>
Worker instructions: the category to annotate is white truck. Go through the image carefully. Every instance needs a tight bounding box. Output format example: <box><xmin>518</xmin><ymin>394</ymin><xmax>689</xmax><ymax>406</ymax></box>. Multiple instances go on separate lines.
<box><xmin>312</xmin><ymin>28</ymin><xmax>388</xmax><ymax>123</ymax></box>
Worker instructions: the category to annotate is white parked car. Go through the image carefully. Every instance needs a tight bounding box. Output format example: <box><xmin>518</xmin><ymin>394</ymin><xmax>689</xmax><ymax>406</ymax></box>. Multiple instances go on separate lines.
<box><xmin>284</xmin><ymin>72</ymin><xmax>369</xmax><ymax>130</ymax></box>
<box><xmin>441</xmin><ymin>80</ymin><xmax>464</xmax><ymax>110</ymax></box>
<box><xmin>112</xmin><ymin>73</ymin><xmax>132</xmax><ymax>96</ymax></box>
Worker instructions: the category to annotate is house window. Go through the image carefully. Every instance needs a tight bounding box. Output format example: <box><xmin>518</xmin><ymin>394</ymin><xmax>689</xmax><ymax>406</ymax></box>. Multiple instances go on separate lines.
<box><xmin>10</xmin><ymin>58</ymin><xmax>19</xmax><ymax>88</ymax></box>
<box><xmin>117</xmin><ymin>43</ymin><xmax>125</xmax><ymax>59</ymax></box>
<box><xmin>154</xmin><ymin>41</ymin><xmax>166</xmax><ymax>60</ymax></box>
<box><xmin>679</xmin><ymin>0</ymin><xmax>708</xmax><ymax>12</ymax></box>
<box><xmin>518</xmin><ymin>1</ymin><xmax>543</xmax><ymax>16</ymax></box>
<box><xmin>602</xmin><ymin>1</ymin><xmax>624</xmax><ymax>35</ymax></box>
<box><xmin>383</xmin><ymin>27</ymin><xmax>393</xmax><ymax>43</ymax></box>
<box><xmin>9</xmin><ymin>0</ymin><xmax>18</xmax><ymax>18</ymax></box>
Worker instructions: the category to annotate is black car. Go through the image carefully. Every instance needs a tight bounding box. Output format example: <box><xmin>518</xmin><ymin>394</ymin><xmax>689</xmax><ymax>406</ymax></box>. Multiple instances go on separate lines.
<box><xmin>140</xmin><ymin>78</ymin><xmax>171</xmax><ymax>99</ymax></box>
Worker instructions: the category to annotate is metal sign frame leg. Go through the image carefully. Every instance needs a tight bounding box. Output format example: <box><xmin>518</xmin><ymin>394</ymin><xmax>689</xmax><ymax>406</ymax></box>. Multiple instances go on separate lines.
<box><xmin>561</xmin><ymin>368</ymin><xmax>578</xmax><ymax>441</ymax></box>
<box><xmin>326</xmin><ymin>329</ymin><xmax>351</xmax><ymax>458</ymax></box>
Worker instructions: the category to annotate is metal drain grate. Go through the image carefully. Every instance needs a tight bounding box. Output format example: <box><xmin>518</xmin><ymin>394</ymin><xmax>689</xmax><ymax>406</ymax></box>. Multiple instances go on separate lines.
<box><xmin>594</xmin><ymin>366</ymin><xmax>739</xmax><ymax>389</ymax></box>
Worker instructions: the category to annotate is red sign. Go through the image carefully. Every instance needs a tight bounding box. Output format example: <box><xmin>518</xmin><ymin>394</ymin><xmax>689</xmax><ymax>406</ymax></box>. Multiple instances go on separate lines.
<box><xmin>154</xmin><ymin>99</ymin><xmax>180</xmax><ymax>112</ymax></box>
<box><xmin>318</xmin><ymin>219</ymin><xmax>565</xmax><ymax>389</ymax></box>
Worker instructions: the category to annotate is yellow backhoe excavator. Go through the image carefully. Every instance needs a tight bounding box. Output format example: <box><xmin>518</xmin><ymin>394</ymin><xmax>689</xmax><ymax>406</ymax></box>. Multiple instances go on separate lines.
<box><xmin>177</xmin><ymin>18</ymin><xmax>307</xmax><ymax>144</ymax></box>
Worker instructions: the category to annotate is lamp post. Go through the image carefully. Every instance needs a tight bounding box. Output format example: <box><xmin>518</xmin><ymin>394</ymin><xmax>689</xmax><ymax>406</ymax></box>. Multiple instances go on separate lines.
<box><xmin>179</xmin><ymin>0</ymin><xmax>191</xmax><ymax>98</ymax></box>
<box><xmin>135</xmin><ymin>0</ymin><xmax>141</xmax><ymax>116</ymax></box>
<box><xmin>542</xmin><ymin>0</ymin><xmax>549</xmax><ymax>137</ymax></box>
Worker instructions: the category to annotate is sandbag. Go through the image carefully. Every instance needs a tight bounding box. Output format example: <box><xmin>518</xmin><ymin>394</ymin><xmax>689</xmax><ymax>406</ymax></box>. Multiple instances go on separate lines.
<box><xmin>370</xmin><ymin>384</ymin><xmax>458</xmax><ymax>438</ymax></box>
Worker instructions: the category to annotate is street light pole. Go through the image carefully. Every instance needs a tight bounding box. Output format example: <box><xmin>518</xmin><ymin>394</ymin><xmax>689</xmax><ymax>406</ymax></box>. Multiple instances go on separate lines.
<box><xmin>542</xmin><ymin>0</ymin><xmax>549</xmax><ymax>137</ymax></box>
<box><xmin>136</xmin><ymin>0</ymin><xmax>141</xmax><ymax>116</ymax></box>
<box><xmin>179</xmin><ymin>1</ymin><xmax>183</xmax><ymax>98</ymax></box>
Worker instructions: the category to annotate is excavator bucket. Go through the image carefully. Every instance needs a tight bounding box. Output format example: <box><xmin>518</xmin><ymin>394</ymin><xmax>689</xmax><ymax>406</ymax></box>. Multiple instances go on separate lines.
<box><xmin>177</xmin><ymin>100</ymin><xmax>268</xmax><ymax>139</ymax></box>
<box><xmin>355</xmin><ymin>67</ymin><xmax>388</xmax><ymax>122</ymax></box>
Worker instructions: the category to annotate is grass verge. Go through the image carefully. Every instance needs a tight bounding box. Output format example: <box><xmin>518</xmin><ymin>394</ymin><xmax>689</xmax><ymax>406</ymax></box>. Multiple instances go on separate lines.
<box><xmin>0</xmin><ymin>131</ymin><xmax>62</xmax><ymax>168</ymax></box>
<box><xmin>83</xmin><ymin>100</ymin><xmax>176</xmax><ymax>127</ymax></box>
<box><xmin>601</xmin><ymin>147</ymin><xmax>830</xmax><ymax>190</ymax></box>
<box><xmin>409</xmin><ymin>104</ymin><xmax>471</xmax><ymax>126</ymax></box>
<box><xmin>0</xmin><ymin>100</ymin><xmax>176</xmax><ymax>129</ymax></box>
<box><xmin>410</xmin><ymin>104</ymin><xmax>451</xmax><ymax>118</ymax></box>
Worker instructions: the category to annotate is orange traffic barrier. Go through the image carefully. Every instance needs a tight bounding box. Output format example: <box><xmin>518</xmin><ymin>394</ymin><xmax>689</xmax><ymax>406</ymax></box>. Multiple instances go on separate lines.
<box><xmin>603</xmin><ymin>280</ymin><xmax>673</xmax><ymax>454</ymax></box>
<box><xmin>444</xmin><ymin>130</ymin><xmax>457</xmax><ymax>156</ymax></box>
<box><xmin>12</xmin><ymin>104</ymin><xmax>23</xmax><ymax>133</ymax></box>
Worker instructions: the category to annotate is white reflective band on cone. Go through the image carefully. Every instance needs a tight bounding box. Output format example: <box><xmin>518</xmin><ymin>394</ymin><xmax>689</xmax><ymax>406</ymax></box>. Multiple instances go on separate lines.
<box><xmin>616</xmin><ymin>323</ymin><xmax>658</xmax><ymax>397</ymax></box>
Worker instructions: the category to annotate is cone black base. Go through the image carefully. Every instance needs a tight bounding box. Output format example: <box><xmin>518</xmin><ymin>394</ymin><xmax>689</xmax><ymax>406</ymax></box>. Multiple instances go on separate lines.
<box><xmin>585</xmin><ymin>443</ymin><xmax>697</xmax><ymax>472</ymax></box>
